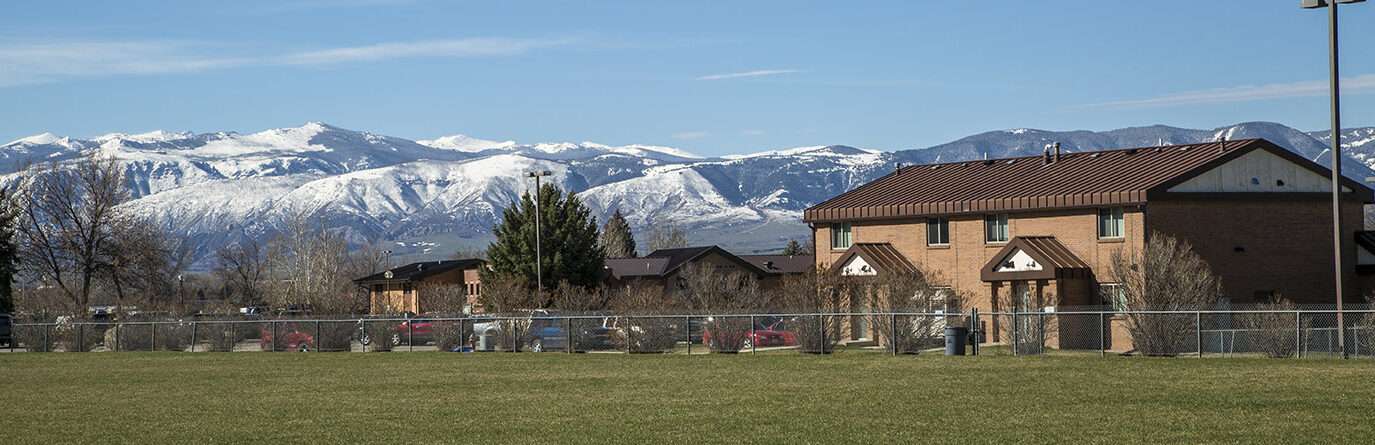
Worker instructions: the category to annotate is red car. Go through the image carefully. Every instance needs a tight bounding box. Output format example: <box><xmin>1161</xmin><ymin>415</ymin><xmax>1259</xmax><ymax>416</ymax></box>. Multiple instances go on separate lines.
<box><xmin>259</xmin><ymin>324</ymin><xmax>315</xmax><ymax>352</ymax></box>
<box><xmin>702</xmin><ymin>317</ymin><xmax>797</xmax><ymax>350</ymax></box>
<box><xmin>392</xmin><ymin>317</ymin><xmax>435</xmax><ymax>346</ymax></box>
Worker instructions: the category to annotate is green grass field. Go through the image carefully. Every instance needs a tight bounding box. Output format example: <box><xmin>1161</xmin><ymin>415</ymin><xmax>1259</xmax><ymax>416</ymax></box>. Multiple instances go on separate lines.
<box><xmin>2</xmin><ymin>352</ymin><xmax>1373</xmax><ymax>444</ymax></box>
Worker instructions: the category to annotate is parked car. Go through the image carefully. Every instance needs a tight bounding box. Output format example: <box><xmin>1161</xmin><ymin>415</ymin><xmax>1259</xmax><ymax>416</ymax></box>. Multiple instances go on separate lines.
<box><xmin>702</xmin><ymin>316</ymin><xmax>798</xmax><ymax>350</ymax></box>
<box><xmin>391</xmin><ymin>316</ymin><xmax>436</xmax><ymax>346</ymax></box>
<box><xmin>0</xmin><ymin>313</ymin><xmax>12</xmax><ymax>347</ymax></box>
<box><xmin>471</xmin><ymin>310</ymin><xmax>617</xmax><ymax>352</ymax></box>
<box><xmin>259</xmin><ymin>323</ymin><xmax>315</xmax><ymax>352</ymax></box>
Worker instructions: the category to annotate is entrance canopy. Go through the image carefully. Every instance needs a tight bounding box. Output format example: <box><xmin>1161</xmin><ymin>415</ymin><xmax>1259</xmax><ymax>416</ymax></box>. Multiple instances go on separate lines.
<box><xmin>980</xmin><ymin>236</ymin><xmax>1090</xmax><ymax>282</ymax></box>
<box><xmin>827</xmin><ymin>243</ymin><xmax>918</xmax><ymax>277</ymax></box>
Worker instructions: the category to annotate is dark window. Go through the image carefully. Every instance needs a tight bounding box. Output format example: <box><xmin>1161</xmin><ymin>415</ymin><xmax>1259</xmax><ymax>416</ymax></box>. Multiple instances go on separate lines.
<box><xmin>984</xmin><ymin>214</ymin><xmax>1008</xmax><ymax>243</ymax></box>
<box><xmin>830</xmin><ymin>223</ymin><xmax>852</xmax><ymax>250</ymax></box>
<box><xmin>927</xmin><ymin>217</ymin><xmax>949</xmax><ymax>246</ymax></box>
<box><xmin>1098</xmin><ymin>207</ymin><xmax>1124</xmax><ymax>239</ymax></box>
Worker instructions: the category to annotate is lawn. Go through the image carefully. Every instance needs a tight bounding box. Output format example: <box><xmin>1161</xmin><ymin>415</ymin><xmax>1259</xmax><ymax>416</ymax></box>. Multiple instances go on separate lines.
<box><xmin>2</xmin><ymin>352</ymin><xmax>1373</xmax><ymax>444</ymax></box>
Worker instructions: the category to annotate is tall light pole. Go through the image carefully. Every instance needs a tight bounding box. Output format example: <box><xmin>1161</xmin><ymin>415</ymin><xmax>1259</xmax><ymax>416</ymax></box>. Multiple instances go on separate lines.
<box><xmin>1302</xmin><ymin>0</ymin><xmax>1364</xmax><ymax>358</ymax></box>
<box><xmin>526</xmin><ymin>170</ymin><xmax>553</xmax><ymax>291</ymax></box>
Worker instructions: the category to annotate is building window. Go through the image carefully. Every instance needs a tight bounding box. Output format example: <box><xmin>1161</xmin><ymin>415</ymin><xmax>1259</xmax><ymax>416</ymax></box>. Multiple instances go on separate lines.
<box><xmin>831</xmin><ymin>223</ymin><xmax>852</xmax><ymax>250</ymax></box>
<box><xmin>1100</xmin><ymin>283</ymin><xmax>1126</xmax><ymax>311</ymax></box>
<box><xmin>984</xmin><ymin>214</ymin><xmax>1008</xmax><ymax>243</ymax></box>
<box><xmin>403</xmin><ymin>283</ymin><xmax>413</xmax><ymax>295</ymax></box>
<box><xmin>1098</xmin><ymin>207</ymin><xmax>1125</xmax><ymax>239</ymax></box>
<box><xmin>926</xmin><ymin>217</ymin><xmax>949</xmax><ymax>246</ymax></box>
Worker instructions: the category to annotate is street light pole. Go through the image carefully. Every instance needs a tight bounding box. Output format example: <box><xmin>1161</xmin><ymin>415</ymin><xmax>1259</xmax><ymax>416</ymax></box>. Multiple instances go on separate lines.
<box><xmin>526</xmin><ymin>170</ymin><xmax>553</xmax><ymax>291</ymax></box>
<box><xmin>1302</xmin><ymin>0</ymin><xmax>1364</xmax><ymax>358</ymax></box>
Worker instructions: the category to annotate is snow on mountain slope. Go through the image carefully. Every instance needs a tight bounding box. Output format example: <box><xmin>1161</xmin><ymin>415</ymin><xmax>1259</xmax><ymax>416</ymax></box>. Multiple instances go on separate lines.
<box><xmin>418</xmin><ymin>134</ymin><xmax>516</xmax><ymax>152</ymax></box>
<box><xmin>6</xmin><ymin>120</ymin><xmax>1365</xmax><ymax>267</ymax></box>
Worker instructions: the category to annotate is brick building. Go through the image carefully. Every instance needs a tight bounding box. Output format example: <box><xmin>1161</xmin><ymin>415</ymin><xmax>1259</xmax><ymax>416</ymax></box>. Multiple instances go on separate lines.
<box><xmin>803</xmin><ymin>139</ymin><xmax>1374</xmax><ymax>345</ymax></box>
<box><xmin>354</xmin><ymin>259</ymin><xmax>486</xmax><ymax>314</ymax></box>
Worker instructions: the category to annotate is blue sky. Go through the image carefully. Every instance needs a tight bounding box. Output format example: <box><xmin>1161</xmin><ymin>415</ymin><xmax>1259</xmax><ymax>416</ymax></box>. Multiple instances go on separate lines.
<box><xmin>2</xmin><ymin>0</ymin><xmax>1373</xmax><ymax>156</ymax></box>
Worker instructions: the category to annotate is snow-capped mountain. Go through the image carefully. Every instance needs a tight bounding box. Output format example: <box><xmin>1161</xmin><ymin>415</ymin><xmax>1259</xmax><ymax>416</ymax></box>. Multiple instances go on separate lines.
<box><xmin>3</xmin><ymin>121</ymin><xmax>1370</xmax><ymax>268</ymax></box>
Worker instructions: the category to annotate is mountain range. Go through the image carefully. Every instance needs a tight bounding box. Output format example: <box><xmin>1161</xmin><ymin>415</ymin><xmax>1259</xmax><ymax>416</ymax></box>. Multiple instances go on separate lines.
<box><xmin>3</xmin><ymin>121</ymin><xmax>1374</xmax><ymax>269</ymax></box>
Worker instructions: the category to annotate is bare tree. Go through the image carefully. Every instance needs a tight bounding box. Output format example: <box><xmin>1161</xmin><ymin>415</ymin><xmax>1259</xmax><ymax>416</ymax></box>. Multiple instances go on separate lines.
<box><xmin>262</xmin><ymin>211</ymin><xmax>359</xmax><ymax>315</ymax></box>
<box><xmin>215</xmin><ymin>238</ymin><xmax>267</xmax><ymax>308</ymax></box>
<box><xmin>678</xmin><ymin>263</ymin><xmax>762</xmax><ymax>352</ymax></box>
<box><xmin>863</xmin><ymin>269</ymin><xmax>969</xmax><ymax>354</ymax></box>
<box><xmin>610</xmin><ymin>282</ymin><xmax>679</xmax><ymax>353</ymax></box>
<box><xmin>768</xmin><ymin>271</ymin><xmax>847</xmax><ymax>354</ymax></box>
<box><xmin>1110</xmin><ymin>232</ymin><xmax>1222</xmax><ymax>356</ymax></box>
<box><xmin>476</xmin><ymin>277</ymin><xmax>536</xmax><ymax>350</ymax></box>
<box><xmin>645</xmin><ymin>224</ymin><xmax>689</xmax><ymax>252</ymax></box>
<box><xmin>15</xmin><ymin>154</ymin><xmax>131</xmax><ymax>311</ymax></box>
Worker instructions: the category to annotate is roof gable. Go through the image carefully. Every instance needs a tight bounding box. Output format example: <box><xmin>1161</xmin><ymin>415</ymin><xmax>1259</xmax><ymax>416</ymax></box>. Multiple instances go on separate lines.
<box><xmin>980</xmin><ymin>237</ymin><xmax>1089</xmax><ymax>281</ymax></box>
<box><xmin>825</xmin><ymin>243</ymin><xmax>917</xmax><ymax>277</ymax></box>
<box><xmin>634</xmin><ymin>245</ymin><xmax>771</xmax><ymax>277</ymax></box>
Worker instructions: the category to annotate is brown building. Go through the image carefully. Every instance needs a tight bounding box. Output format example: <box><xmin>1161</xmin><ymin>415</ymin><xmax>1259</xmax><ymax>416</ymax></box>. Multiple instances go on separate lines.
<box><xmin>354</xmin><ymin>259</ymin><xmax>485</xmax><ymax>314</ymax></box>
<box><xmin>604</xmin><ymin>246</ymin><xmax>812</xmax><ymax>292</ymax></box>
<box><xmin>803</xmin><ymin>139</ymin><xmax>1374</xmax><ymax>345</ymax></box>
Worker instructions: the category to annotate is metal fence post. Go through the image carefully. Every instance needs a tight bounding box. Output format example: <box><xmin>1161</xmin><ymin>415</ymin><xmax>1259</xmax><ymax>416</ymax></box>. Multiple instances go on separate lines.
<box><xmin>44</xmin><ymin>324</ymin><xmax>51</xmax><ymax>352</ymax></box>
<box><xmin>77</xmin><ymin>323</ymin><xmax>84</xmax><ymax>352</ymax></box>
<box><xmin>685</xmin><ymin>316</ymin><xmax>691</xmax><ymax>355</ymax></box>
<box><xmin>408</xmin><ymin>319</ymin><xmax>414</xmax><ymax>352</ymax></box>
<box><xmin>1011</xmin><ymin>311</ymin><xmax>1018</xmax><ymax>357</ymax></box>
<box><xmin>971</xmin><ymin>308</ymin><xmax>979</xmax><ymax>356</ymax></box>
<box><xmin>890</xmin><ymin>313</ymin><xmax>898</xmax><ymax>357</ymax></box>
<box><xmin>1295</xmin><ymin>310</ymin><xmax>1303</xmax><ymax>359</ymax></box>
<box><xmin>228</xmin><ymin>322</ymin><xmax>235</xmax><ymax>353</ymax></box>
<box><xmin>565</xmin><ymin>317</ymin><xmax>573</xmax><ymax>353</ymax></box>
<box><xmin>817</xmin><ymin>314</ymin><xmax>825</xmax><ymax>355</ymax></box>
<box><xmin>750</xmin><ymin>315</ymin><xmax>757</xmax><ymax>354</ymax></box>
<box><xmin>113</xmin><ymin>323</ymin><xmax>120</xmax><ymax>352</ymax></box>
<box><xmin>190</xmin><ymin>321</ymin><xmax>198</xmax><ymax>353</ymax></box>
<box><xmin>1099</xmin><ymin>311</ymin><xmax>1106</xmax><ymax>358</ymax></box>
<box><xmin>1195</xmin><ymin>311</ymin><xmax>1203</xmax><ymax>358</ymax></box>
<box><xmin>271</xmin><ymin>321</ymin><xmax>278</xmax><ymax>353</ymax></box>
<box><xmin>151</xmin><ymin>322</ymin><xmax>158</xmax><ymax>351</ymax></box>
<box><xmin>315</xmin><ymin>320</ymin><xmax>322</xmax><ymax>353</ymax></box>
<box><xmin>458</xmin><ymin>318</ymin><xmax>466</xmax><ymax>352</ymax></box>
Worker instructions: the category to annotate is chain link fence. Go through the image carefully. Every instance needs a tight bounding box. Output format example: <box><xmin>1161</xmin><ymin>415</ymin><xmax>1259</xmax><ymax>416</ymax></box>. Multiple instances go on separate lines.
<box><xmin>6</xmin><ymin>307</ymin><xmax>1374</xmax><ymax>359</ymax></box>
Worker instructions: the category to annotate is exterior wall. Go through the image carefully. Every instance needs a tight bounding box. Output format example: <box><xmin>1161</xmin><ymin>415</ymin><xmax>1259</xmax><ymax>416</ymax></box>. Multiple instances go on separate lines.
<box><xmin>1147</xmin><ymin>195</ymin><xmax>1366</xmax><ymax>305</ymax></box>
<box><xmin>814</xmin><ymin>207</ymin><xmax>1146</xmax><ymax>320</ymax></box>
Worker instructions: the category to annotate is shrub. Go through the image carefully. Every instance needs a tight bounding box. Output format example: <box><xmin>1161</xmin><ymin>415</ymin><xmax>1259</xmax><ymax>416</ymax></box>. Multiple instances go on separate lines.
<box><xmin>1110</xmin><ymin>233</ymin><xmax>1221</xmax><ymax>356</ymax></box>
<box><xmin>1237</xmin><ymin>297</ymin><xmax>1301</xmax><ymax>358</ymax></box>
<box><xmin>364</xmin><ymin>320</ymin><xmax>394</xmax><ymax>352</ymax></box>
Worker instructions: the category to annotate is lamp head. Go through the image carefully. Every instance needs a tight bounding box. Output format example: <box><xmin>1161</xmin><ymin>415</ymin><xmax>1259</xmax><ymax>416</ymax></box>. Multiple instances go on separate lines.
<box><xmin>1303</xmin><ymin>0</ymin><xmax>1364</xmax><ymax>8</ymax></box>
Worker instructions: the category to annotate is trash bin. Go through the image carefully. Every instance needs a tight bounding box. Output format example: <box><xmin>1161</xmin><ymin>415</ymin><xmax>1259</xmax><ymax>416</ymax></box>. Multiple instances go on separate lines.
<box><xmin>478</xmin><ymin>332</ymin><xmax>494</xmax><ymax>352</ymax></box>
<box><xmin>944</xmin><ymin>326</ymin><xmax>968</xmax><ymax>356</ymax></box>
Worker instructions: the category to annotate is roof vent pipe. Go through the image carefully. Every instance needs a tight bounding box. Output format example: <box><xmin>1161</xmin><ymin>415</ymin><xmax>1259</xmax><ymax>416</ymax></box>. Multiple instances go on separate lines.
<box><xmin>1042</xmin><ymin>144</ymin><xmax>1052</xmax><ymax>165</ymax></box>
<box><xmin>1053</xmin><ymin>142</ymin><xmax>1061</xmax><ymax>162</ymax></box>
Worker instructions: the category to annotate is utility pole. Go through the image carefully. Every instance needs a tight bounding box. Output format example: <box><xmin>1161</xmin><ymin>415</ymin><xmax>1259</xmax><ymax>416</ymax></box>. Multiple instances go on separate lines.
<box><xmin>526</xmin><ymin>170</ymin><xmax>553</xmax><ymax>291</ymax></box>
<box><xmin>1302</xmin><ymin>0</ymin><xmax>1365</xmax><ymax>358</ymax></box>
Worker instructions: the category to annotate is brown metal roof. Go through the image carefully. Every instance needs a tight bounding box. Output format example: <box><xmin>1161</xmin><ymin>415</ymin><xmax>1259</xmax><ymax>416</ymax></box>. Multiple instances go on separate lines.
<box><xmin>980</xmin><ymin>236</ymin><xmax>1090</xmax><ymax>282</ymax></box>
<box><xmin>605</xmin><ymin>246</ymin><xmax>771</xmax><ymax>279</ymax></box>
<box><xmin>825</xmin><ymin>243</ymin><xmax>918</xmax><ymax>276</ymax></box>
<box><xmin>739</xmin><ymin>254</ymin><xmax>815</xmax><ymax>275</ymax></box>
<box><xmin>804</xmin><ymin>138</ymin><xmax>1374</xmax><ymax>223</ymax></box>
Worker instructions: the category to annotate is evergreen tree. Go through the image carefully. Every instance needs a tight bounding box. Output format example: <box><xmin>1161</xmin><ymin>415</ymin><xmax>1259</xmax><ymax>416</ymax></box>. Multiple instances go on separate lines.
<box><xmin>599</xmin><ymin>210</ymin><xmax>637</xmax><ymax>258</ymax></box>
<box><xmin>486</xmin><ymin>183</ymin><xmax>605</xmax><ymax>294</ymax></box>
<box><xmin>0</xmin><ymin>187</ymin><xmax>15</xmax><ymax>314</ymax></box>
<box><xmin>781</xmin><ymin>239</ymin><xmax>811</xmax><ymax>256</ymax></box>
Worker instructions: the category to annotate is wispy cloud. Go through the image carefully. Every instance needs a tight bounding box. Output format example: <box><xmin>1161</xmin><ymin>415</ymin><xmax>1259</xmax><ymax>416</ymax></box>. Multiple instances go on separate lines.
<box><xmin>0</xmin><ymin>37</ymin><xmax>570</xmax><ymax>87</ymax></box>
<box><xmin>1081</xmin><ymin>74</ymin><xmax>1375</xmax><ymax>109</ymax></box>
<box><xmin>671</xmin><ymin>131</ymin><xmax>710</xmax><ymax>140</ymax></box>
<box><xmin>696</xmin><ymin>69</ymin><xmax>800</xmax><ymax>81</ymax></box>
<box><xmin>0</xmin><ymin>41</ymin><xmax>249</xmax><ymax>87</ymax></box>
<box><xmin>279</xmin><ymin>37</ymin><xmax>569</xmax><ymax>65</ymax></box>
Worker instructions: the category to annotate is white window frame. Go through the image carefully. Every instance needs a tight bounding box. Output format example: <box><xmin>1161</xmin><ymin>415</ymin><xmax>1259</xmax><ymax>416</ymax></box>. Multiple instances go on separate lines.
<box><xmin>926</xmin><ymin>217</ymin><xmax>950</xmax><ymax>246</ymax></box>
<box><xmin>830</xmin><ymin>223</ymin><xmax>852</xmax><ymax>250</ymax></box>
<box><xmin>984</xmin><ymin>214</ymin><xmax>1009</xmax><ymax>243</ymax></box>
<box><xmin>1100</xmin><ymin>283</ymin><xmax>1127</xmax><ymax>312</ymax></box>
<box><xmin>1098</xmin><ymin>207</ymin><xmax>1125</xmax><ymax>239</ymax></box>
